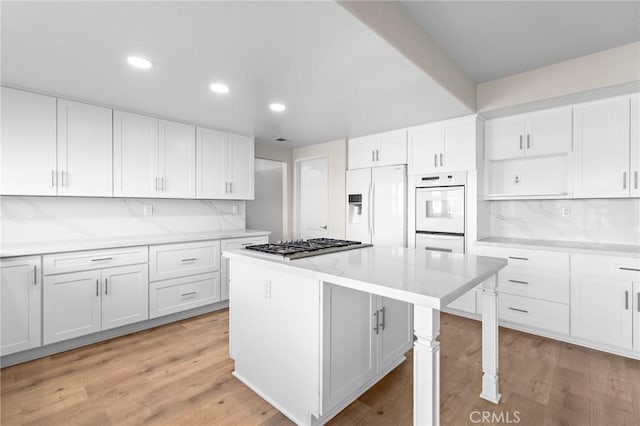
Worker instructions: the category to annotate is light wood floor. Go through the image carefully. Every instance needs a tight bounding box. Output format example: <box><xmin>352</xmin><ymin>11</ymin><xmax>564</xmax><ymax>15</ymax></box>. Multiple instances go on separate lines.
<box><xmin>2</xmin><ymin>310</ymin><xmax>639</xmax><ymax>425</ymax></box>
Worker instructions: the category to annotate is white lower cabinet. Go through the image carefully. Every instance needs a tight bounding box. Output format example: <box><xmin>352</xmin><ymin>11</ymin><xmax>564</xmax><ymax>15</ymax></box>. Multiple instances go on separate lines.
<box><xmin>1</xmin><ymin>256</ymin><xmax>42</xmax><ymax>356</ymax></box>
<box><xmin>149</xmin><ymin>272</ymin><xmax>220</xmax><ymax>319</ymax></box>
<box><xmin>634</xmin><ymin>282</ymin><xmax>640</xmax><ymax>352</ymax></box>
<box><xmin>220</xmin><ymin>236</ymin><xmax>268</xmax><ymax>300</ymax></box>
<box><xmin>43</xmin><ymin>264</ymin><xmax>148</xmax><ymax>344</ymax></box>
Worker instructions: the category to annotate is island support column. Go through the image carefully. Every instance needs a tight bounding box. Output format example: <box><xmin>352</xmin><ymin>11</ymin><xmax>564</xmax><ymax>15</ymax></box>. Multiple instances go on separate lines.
<box><xmin>480</xmin><ymin>273</ymin><xmax>501</xmax><ymax>403</ymax></box>
<box><xmin>413</xmin><ymin>305</ymin><xmax>440</xmax><ymax>426</ymax></box>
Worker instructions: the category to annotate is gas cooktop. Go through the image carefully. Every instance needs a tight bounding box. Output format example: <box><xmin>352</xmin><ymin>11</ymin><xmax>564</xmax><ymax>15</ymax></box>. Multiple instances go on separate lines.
<box><xmin>244</xmin><ymin>238</ymin><xmax>372</xmax><ymax>260</ymax></box>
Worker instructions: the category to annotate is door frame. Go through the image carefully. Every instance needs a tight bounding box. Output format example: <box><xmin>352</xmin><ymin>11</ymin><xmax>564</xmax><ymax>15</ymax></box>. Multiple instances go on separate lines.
<box><xmin>294</xmin><ymin>155</ymin><xmax>328</xmax><ymax>239</ymax></box>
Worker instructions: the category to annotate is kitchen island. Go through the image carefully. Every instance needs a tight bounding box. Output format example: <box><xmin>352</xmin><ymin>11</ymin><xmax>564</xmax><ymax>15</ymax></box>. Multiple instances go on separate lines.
<box><xmin>223</xmin><ymin>245</ymin><xmax>507</xmax><ymax>426</ymax></box>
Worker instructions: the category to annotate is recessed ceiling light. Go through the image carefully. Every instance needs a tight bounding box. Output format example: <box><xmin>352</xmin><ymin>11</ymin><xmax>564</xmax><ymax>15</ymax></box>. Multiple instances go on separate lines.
<box><xmin>127</xmin><ymin>56</ymin><xmax>153</xmax><ymax>69</ymax></box>
<box><xmin>269</xmin><ymin>103</ymin><xmax>286</xmax><ymax>112</ymax></box>
<box><xmin>209</xmin><ymin>83</ymin><xmax>230</xmax><ymax>94</ymax></box>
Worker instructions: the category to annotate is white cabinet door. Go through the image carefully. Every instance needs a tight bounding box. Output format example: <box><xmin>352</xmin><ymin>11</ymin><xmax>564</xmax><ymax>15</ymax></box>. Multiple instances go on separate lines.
<box><xmin>443</xmin><ymin>118</ymin><xmax>476</xmax><ymax>172</ymax></box>
<box><xmin>113</xmin><ymin>110</ymin><xmax>159</xmax><ymax>198</ymax></box>
<box><xmin>229</xmin><ymin>134</ymin><xmax>254</xmax><ymax>199</ymax></box>
<box><xmin>485</xmin><ymin>115</ymin><xmax>525</xmax><ymax>161</ymax></box>
<box><xmin>408</xmin><ymin>123</ymin><xmax>443</xmax><ymax>174</ymax></box>
<box><xmin>634</xmin><ymin>282</ymin><xmax>640</xmax><ymax>353</ymax></box>
<box><xmin>196</xmin><ymin>127</ymin><xmax>227</xmax><ymax>199</ymax></box>
<box><xmin>571</xmin><ymin>276</ymin><xmax>633</xmax><ymax>350</ymax></box>
<box><xmin>348</xmin><ymin>135</ymin><xmax>376</xmax><ymax>170</ymax></box>
<box><xmin>1</xmin><ymin>87</ymin><xmax>57</xmax><ymax>196</ymax></box>
<box><xmin>159</xmin><ymin>120</ymin><xmax>196</xmax><ymax>198</ymax></box>
<box><xmin>101</xmin><ymin>265</ymin><xmax>149</xmax><ymax>331</ymax></box>
<box><xmin>377</xmin><ymin>297</ymin><xmax>412</xmax><ymax>372</ymax></box>
<box><xmin>630</xmin><ymin>94</ymin><xmax>639</xmax><ymax>197</ymax></box>
<box><xmin>573</xmin><ymin>97</ymin><xmax>631</xmax><ymax>198</ymax></box>
<box><xmin>220</xmin><ymin>236</ymin><xmax>268</xmax><ymax>300</ymax></box>
<box><xmin>376</xmin><ymin>129</ymin><xmax>407</xmax><ymax>167</ymax></box>
<box><xmin>43</xmin><ymin>270</ymin><xmax>102</xmax><ymax>344</ymax></box>
<box><xmin>1</xmin><ymin>256</ymin><xmax>41</xmax><ymax>356</ymax></box>
<box><xmin>524</xmin><ymin>106</ymin><xmax>572</xmax><ymax>158</ymax></box>
<box><xmin>322</xmin><ymin>284</ymin><xmax>376</xmax><ymax>413</ymax></box>
<box><xmin>57</xmin><ymin>100</ymin><xmax>113</xmax><ymax>197</ymax></box>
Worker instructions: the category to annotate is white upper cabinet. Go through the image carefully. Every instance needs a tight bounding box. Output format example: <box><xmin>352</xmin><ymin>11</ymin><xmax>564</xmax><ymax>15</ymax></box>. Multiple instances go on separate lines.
<box><xmin>113</xmin><ymin>110</ymin><xmax>159</xmax><ymax>198</ymax></box>
<box><xmin>1</xmin><ymin>87</ymin><xmax>57</xmax><ymax>196</ymax></box>
<box><xmin>57</xmin><ymin>100</ymin><xmax>113</xmax><ymax>197</ymax></box>
<box><xmin>159</xmin><ymin>120</ymin><xmax>196</xmax><ymax>198</ymax></box>
<box><xmin>348</xmin><ymin>130</ymin><xmax>406</xmax><ymax>169</ymax></box>
<box><xmin>630</xmin><ymin>94</ymin><xmax>639</xmax><ymax>198</ymax></box>
<box><xmin>573</xmin><ymin>96</ymin><xmax>631</xmax><ymax>198</ymax></box>
<box><xmin>486</xmin><ymin>106</ymin><xmax>572</xmax><ymax>161</ymax></box>
<box><xmin>196</xmin><ymin>128</ymin><xmax>254</xmax><ymax>199</ymax></box>
<box><xmin>408</xmin><ymin>116</ymin><xmax>476</xmax><ymax>175</ymax></box>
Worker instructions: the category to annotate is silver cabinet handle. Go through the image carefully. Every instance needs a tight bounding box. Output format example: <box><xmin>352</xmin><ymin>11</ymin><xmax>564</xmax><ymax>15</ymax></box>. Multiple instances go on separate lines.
<box><xmin>376</xmin><ymin>150</ymin><xmax>379</xmax><ymax>162</ymax></box>
<box><xmin>181</xmin><ymin>291</ymin><xmax>197</xmax><ymax>297</ymax></box>
<box><xmin>61</xmin><ymin>170</ymin><xmax>66</xmax><ymax>187</ymax></box>
<box><xmin>625</xmin><ymin>290</ymin><xmax>629</xmax><ymax>310</ymax></box>
<box><xmin>637</xmin><ymin>292</ymin><xmax>640</xmax><ymax>312</ymax></box>
<box><xmin>434</xmin><ymin>154</ymin><xmax>437</xmax><ymax>167</ymax></box>
<box><xmin>508</xmin><ymin>279</ymin><xmax>528</xmax><ymax>285</ymax></box>
<box><xmin>439</xmin><ymin>153</ymin><xmax>443</xmax><ymax>166</ymax></box>
<box><xmin>96</xmin><ymin>279</ymin><xmax>99</xmax><ymax>297</ymax></box>
<box><xmin>508</xmin><ymin>307</ymin><xmax>528</xmax><ymax>314</ymax></box>
<box><xmin>623</xmin><ymin>171</ymin><xmax>627</xmax><ymax>190</ymax></box>
<box><xmin>241</xmin><ymin>242</ymin><xmax>255</xmax><ymax>246</ymax></box>
<box><xmin>181</xmin><ymin>258</ymin><xmax>197</xmax><ymax>262</ymax></box>
<box><xmin>105</xmin><ymin>278</ymin><xmax>108</xmax><ymax>295</ymax></box>
<box><xmin>635</xmin><ymin>171</ymin><xmax>639</xmax><ymax>190</ymax></box>
<box><xmin>229</xmin><ymin>182</ymin><xmax>232</xmax><ymax>193</ymax></box>
<box><xmin>155</xmin><ymin>177</ymin><xmax>158</xmax><ymax>191</ymax></box>
<box><xmin>373</xmin><ymin>310</ymin><xmax>379</xmax><ymax>335</ymax></box>
<box><xmin>519</xmin><ymin>135</ymin><xmax>523</xmax><ymax>150</ymax></box>
<box><xmin>526</xmin><ymin>134</ymin><xmax>530</xmax><ymax>149</ymax></box>
<box><xmin>424</xmin><ymin>246</ymin><xmax>453</xmax><ymax>253</ymax></box>
<box><xmin>372</xmin><ymin>150</ymin><xmax>375</xmax><ymax>162</ymax></box>
<box><xmin>620</xmin><ymin>267</ymin><xmax>640</xmax><ymax>272</ymax></box>
<box><xmin>91</xmin><ymin>257</ymin><xmax>113</xmax><ymax>262</ymax></box>
<box><xmin>508</xmin><ymin>256</ymin><xmax>528</xmax><ymax>261</ymax></box>
<box><xmin>33</xmin><ymin>265</ymin><xmax>37</xmax><ymax>285</ymax></box>
<box><xmin>379</xmin><ymin>306</ymin><xmax>385</xmax><ymax>331</ymax></box>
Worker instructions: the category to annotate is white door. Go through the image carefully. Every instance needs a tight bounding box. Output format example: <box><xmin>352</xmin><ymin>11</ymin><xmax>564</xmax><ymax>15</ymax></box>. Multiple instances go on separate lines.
<box><xmin>571</xmin><ymin>276</ymin><xmax>633</xmax><ymax>350</ymax></box>
<box><xmin>524</xmin><ymin>106</ymin><xmax>572</xmax><ymax>158</ymax></box>
<box><xmin>196</xmin><ymin>127</ymin><xmax>227</xmax><ymax>199</ymax></box>
<box><xmin>377</xmin><ymin>297</ymin><xmax>412</xmax><ymax>372</ymax></box>
<box><xmin>101</xmin><ymin>265</ymin><xmax>149</xmax><ymax>330</ymax></box>
<box><xmin>634</xmin><ymin>282</ymin><xmax>640</xmax><ymax>352</ymax></box>
<box><xmin>573</xmin><ymin>97</ymin><xmax>631</xmax><ymax>198</ymax></box>
<box><xmin>443</xmin><ymin>119</ymin><xmax>476</xmax><ymax>172</ymax></box>
<box><xmin>0</xmin><ymin>257</ymin><xmax>41</xmax><ymax>356</ymax></box>
<box><xmin>346</xmin><ymin>168</ymin><xmax>371</xmax><ymax>243</ymax></box>
<box><xmin>322</xmin><ymin>284</ymin><xmax>376</xmax><ymax>413</ymax></box>
<box><xmin>371</xmin><ymin>165</ymin><xmax>406</xmax><ymax>247</ymax></box>
<box><xmin>159</xmin><ymin>120</ymin><xmax>196</xmax><ymax>198</ymax></box>
<box><xmin>630</xmin><ymin>94</ymin><xmax>639</xmax><ymax>197</ymax></box>
<box><xmin>408</xmin><ymin>124</ymin><xmax>443</xmax><ymax>174</ymax></box>
<box><xmin>348</xmin><ymin>135</ymin><xmax>376</xmax><ymax>170</ymax></box>
<box><xmin>375</xmin><ymin>129</ymin><xmax>407</xmax><ymax>167</ymax></box>
<box><xmin>1</xmin><ymin>87</ymin><xmax>57</xmax><ymax>196</ymax></box>
<box><xmin>297</xmin><ymin>157</ymin><xmax>328</xmax><ymax>239</ymax></box>
<box><xmin>113</xmin><ymin>111</ymin><xmax>159</xmax><ymax>198</ymax></box>
<box><xmin>485</xmin><ymin>115</ymin><xmax>525</xmax><ymax>161</ymax></box>
<box><xmin>43</xmin><ymin>270</ymin><xmax>102</xmax><ymax>344</ymax></box>
<box><xmin>229</xmin><ymin>134</ymin><xmax>255</xmax><ymax>199</ymax></box>
<box><xmin>57</xmin><ymin>100</ymin><xmax>113</xmax><ymax>197</ymax></box>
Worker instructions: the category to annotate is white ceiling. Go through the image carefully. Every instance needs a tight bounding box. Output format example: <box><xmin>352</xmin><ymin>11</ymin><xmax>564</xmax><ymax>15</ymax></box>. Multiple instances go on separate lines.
<box><xmin>0</xmin><ymin>1</ymin><xmax>471</xmax><ymax>147</ymax></box>
<box><xmin>401</xmin><ymin>1</ymin><xmax>640</xmax><ymax>83</ymax></box>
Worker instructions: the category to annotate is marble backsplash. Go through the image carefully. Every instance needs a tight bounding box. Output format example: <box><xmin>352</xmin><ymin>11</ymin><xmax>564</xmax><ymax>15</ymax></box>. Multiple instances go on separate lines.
<box><xmin>489</xmin><ymin>199</ymin><xmax>640</xmax><ymax>246</ymax></box>
<box><xmin>0</xmin><ymin>196</ymin><xmax>246</xmax><ymax>244</ymax></box>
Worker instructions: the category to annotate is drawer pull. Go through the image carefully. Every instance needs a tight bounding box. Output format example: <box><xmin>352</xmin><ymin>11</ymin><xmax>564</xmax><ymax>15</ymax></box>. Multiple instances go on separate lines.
<box><xmin>181</xmin><ymin>291</ymin><xmax>197</xmax><ymax>297</ymax></box>
<box><xmin>181</xmin><ymin>258</ymin><xmax>197</xmax><ymax>262</ymax></box>
<box><xmin>619</xmin><ymin>267</ymin><xmax>640</xmax><ymax>272</ymax></box>
<box><xmin>508</xmin><ymin>307</ymin><xmax>529</xmax><ymax>314</ymax></box>
<box><xmin>508</xmin><ymin>279</ymin><xmax>528</xmax><ymax>285</ymax></box>
<box><xmin>96</xmin><ymin>279</ymin><xmax>99</xmax><ymax>297</ymax></box>
<box><xmin>33</xmin><ymin>265</ymin><xmax>37</xmax><ymax>286</ymax></box>
<box><xmin>91</xmin><ymin>257</ymin><xmax>113</xmax><ymax>262</ymax></box>
<box><xmin>241</xmin><ymin>242</ymin><xmax>255</xmax><ymax>246</ymax></box>
<box><xmin>625</xmin><ymin>291</ymin><xmax>629</xmax><ymax>310</ymax></box>
<box><xmin>508</xmin><ymin>256</ymin><xmax>528</xmax><ymax>261</ymax></box>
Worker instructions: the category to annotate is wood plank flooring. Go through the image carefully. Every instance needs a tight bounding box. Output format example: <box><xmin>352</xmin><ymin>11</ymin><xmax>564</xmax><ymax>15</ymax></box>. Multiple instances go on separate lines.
<box><xmin>2</xmin><ymin>310</ymin><xmax>639</xmax><ymax>425</ymax></box>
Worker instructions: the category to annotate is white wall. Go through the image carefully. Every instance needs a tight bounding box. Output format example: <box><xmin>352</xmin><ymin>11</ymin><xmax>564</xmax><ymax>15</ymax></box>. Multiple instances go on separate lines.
<box><xmin>488</xmin><ymin>199</ymin><xmax>640</xmax><ymax>246</ymax></box>
<box><xmin>292</xmin><ymin>139</ymin><xmax>347</xmax><ymax>239</ymax></box>
<box><xmin>255</xmin><ymin>141</ymin><xmax>293</xmax><ymax>240</ymax></box>
<box><xmin>246</xmin><ymin>159</ymin><xmax>284</xmax><ymax>243</ymax></box>
<box><xmin>0</xmin><ymin>196</ymin><xmax>245</xmax><ymax>244</ymax></box>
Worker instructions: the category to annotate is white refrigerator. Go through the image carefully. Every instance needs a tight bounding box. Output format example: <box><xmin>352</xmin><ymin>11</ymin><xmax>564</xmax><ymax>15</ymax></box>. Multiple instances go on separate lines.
<box><xmin>346</xmin><ymin>165</ymin><xmax>407</xmax><ymax>247</ymax></box>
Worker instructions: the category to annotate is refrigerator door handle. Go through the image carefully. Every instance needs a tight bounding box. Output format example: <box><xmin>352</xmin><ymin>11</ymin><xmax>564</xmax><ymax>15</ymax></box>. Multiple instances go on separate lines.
<box><xmin>368</xmin><ymin>181</ymin><xmax>373</xmax><ymax>238</ymax></box>
<box><xmin>371</xmin><ymin>182</ymin><xmax>375</xmax><ymax>237</ymax></box>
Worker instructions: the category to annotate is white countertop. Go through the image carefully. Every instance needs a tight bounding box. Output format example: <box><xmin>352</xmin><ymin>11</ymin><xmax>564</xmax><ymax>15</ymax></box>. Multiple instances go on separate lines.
<box><xmin>0</xmin><ymin>230</ymin><xmax>270</xmax><ymax>258</ymax></box>
<box><xmin>475</xmin><ymin>236</ymin><xmax>640</xmax><ymax>258</ymax></box>
<box><xmin>223</xmin><ymin>246</ymin><xmax>507</xmax><ymax>310</ymax></box>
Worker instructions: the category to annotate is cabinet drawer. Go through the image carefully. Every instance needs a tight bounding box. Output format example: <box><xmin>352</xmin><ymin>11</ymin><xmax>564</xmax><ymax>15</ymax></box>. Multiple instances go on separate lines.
<box><xmin>149</xmin><ymin>240</ymin><xmax>220</xmax><ymax>281</ymax></box>
<box><xmin>571</xmin><ymin>254</ymin><xmax>640</xmax><ymax>281</ymax></box>
<box><xmin>481</xmin><ymin>246</ymin><xmax>569</xmax><ymax>272</ymax></box>
<box><xmin>43</xmin><ymin>246</ymin><xmax>148</xmax><ymax>275</ymax></box>
<box><xmin>149</xmin><ymin>272</ymin><xmax>220</xmax><ymax>318</ymax></box>
<box><xmin>498</xmin><ymin>269</ymin><xmax>570</xmax><ymax>304</ymax></box>
<box><xmin>498</xmin><ymin>293</ymin><xmax>569</xmax><ymax>335</ymax></box>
